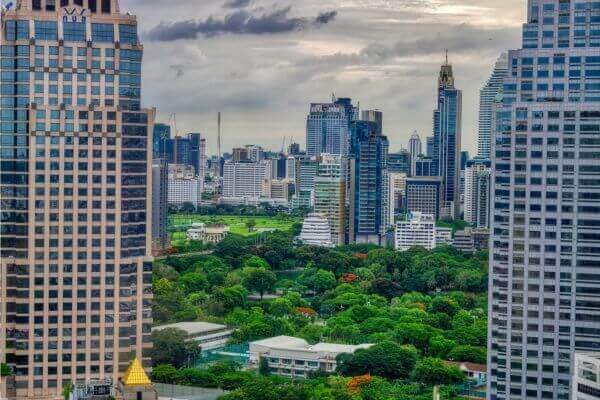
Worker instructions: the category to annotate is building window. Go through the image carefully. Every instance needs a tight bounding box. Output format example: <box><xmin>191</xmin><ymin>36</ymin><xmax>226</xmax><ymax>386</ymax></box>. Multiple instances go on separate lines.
<box><xmin>34</xmin><ymin>21</ymin><xmax>58</xmax><ymax>41</ymax></box>
<box><xmin>119</xmin><ymin>24</ymin><xmax>138</xmax><ymax>45</ymax></box>
<box><xmin>91</xmin><ymin>23</ymin><xmax>114</xmax><ymax>43</ymax></box>
<box><xmin>63</xmin><ymin>22</ymin><xmax>86</xmax><ymax>42</ymax></box>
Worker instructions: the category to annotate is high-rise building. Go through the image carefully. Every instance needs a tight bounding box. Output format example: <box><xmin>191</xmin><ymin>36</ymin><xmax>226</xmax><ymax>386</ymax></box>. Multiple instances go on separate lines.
<box><xmin>306</xmin><ymin>97</ymin><xmax>358</xmax><ymax>157</ymax></box>
<box><xmin>388</xmin><ymin>150</ymin><xmax>411</xmax><ymax>174</ymax></box>
<box><xmin>168</xmin><ymin>164</ymin><xmax>203</xmax><ymax>206</ymax></box>
<box><xmin>478</xmin><ymin>53</ymin><xmax>508</xmax><ymax>159</ymax></box>
<box><xmin>464</xmin><ymin>162</ymin><xmax>491</xmax><ymax>228</ymax></box>
<box><xmin>152</xmin><ymin>159</ymin><xmax>169</xmax><ymax>255</ymax></box>
<box><xmin>292</xmin><ymin>155</ymin><xmax>318</xmax><ymax>209</ymax></box>
<box><xmin>426</xmin><ymin>136</ymin><xmax>435</xmax><ymax>157</ymax></box>
<box><xmin>389</xmin><ymin>172</ymin><xmax>407</xmax><ymax>220</ymax></box>
<box><xmin>314</xmin><ymin>154</ymin><xmax>347</xmax><ymax>245</ymax></box>
<box><xmin>297</xmin><ymin>213</ymin><xmax>333</xmax><ymax>248</ymax></box>
<box><xmin>165</xmin><ymin>133</ymin><xmax>205</xmax><ymax>176</ymax></box>
<box><xmin>349</xmin><ymin>121</ymin><xmax>389</xmax><ymax>245</ymax></box>
<box><xmin>288</xmin><ymin>142</ymin><xmax>301</xmax><ymax>156</ymax></box>
<box><xmin>432</xmin><ymin>56</ymin><xmax>462</xmax><ymax>219</ymax></box>
<box><xmin>0</xmin><ymin>1</ymin><xmax>154</xmax><ymax>398</ymax></box>
<box><xmin>153</xmin><ymin>123</ymin><xmax>170</xmax><ymax>159</ymax></box>
<box><xmin>361</xmin><ymin>109</ymin><xmax>383</xmax><ymax>134</ymax></box>
<box><xmin>222</xmin><ymin>161</ymin><xmax>270</xmax><ymax>202</ymax></box>
<box><xmin>286</xmin><ymin>156</ymin><xmax>297</xmax><ymax>181</ymax></box>
<box><xmin>405</xmin><ymin>177</ymin><xmax>442</xmax><ymax>220</ymax></box>
<box><xmin>415</xmin><ymin>156</ymin><xmax>435</xmax><ymax>177</ymax></box>
<box><xmin>408</xmin><ymin>131</ymin><xmax>422</xmax><ymax>176</ymax></box>
<box><xmin>488</xmin><ymin>2</ymin><xmax>600</xmax><ymax>399</ymax></box>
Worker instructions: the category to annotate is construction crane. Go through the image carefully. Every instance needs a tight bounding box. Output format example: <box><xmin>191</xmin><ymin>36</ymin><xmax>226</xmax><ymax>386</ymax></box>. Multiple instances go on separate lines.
<box><xmin>168</xmin><ymin>113</ymin><xmax>179</xmax><ymax>137</ymax></box>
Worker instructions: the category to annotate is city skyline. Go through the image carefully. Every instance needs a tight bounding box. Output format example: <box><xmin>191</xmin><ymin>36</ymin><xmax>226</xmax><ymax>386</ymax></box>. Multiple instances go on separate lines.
<box><xmin>121</xmin><ymin>0</ymin><xmax>526</xmax><ymax>155</ymax></box>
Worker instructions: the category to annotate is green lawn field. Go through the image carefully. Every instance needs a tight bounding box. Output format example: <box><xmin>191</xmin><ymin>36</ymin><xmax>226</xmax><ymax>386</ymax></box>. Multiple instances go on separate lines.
<box><xmin>169</xmin><ymin>214</ymin><xmax>300</xmax><ymax>238</ymax></box>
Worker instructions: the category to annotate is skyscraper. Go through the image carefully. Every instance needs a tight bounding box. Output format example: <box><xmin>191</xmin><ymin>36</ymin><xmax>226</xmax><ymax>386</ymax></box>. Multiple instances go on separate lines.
<box><xmin>314</xmin><ymin>154</ymin><xmax>347</xmax><ymax>245</ymax></box>
<box><xmin>478</xmin><ymin>53</ymin><xmax>508</xmax><ymax>159</ymax></box>
<box><xmin>166</xmin><ymin>133</ymin><xmax>205</xmax><ymax>176</ymax></box>
<box><xmin>152</xmin><ymin>158</ymin><xmax>169</xmax><ymax>255</ymax></box>
<box><xmin>349</xmin><ymin>120</ymin><xmax>389</xmax><ymax>245</ymax></box>
<box><xmin>361</xmin><ymin>109</ymin><xmax>383</xmax><ymax>134</ymax></box>
<box><xmin>388</xmin><ymin>150</ymin><xmax>411</xmax><ymax>174</ymax></box>
<box><xmin>426</xmin><ymin>136</ymin><xmax>435</xmax><ymax>157</ymax></box>
<box><xmin>488</xmin><ymin>2</ymin><xmax>600</xmax><ymax>399</ymax></box>
<box><xmin>432</xmin><ymin>56</ymin><xmax>462</xmax><ymax>219</ymax></box>
<box><xmin>464</xmin><ymin>161</ymin><xmax>491</xmax><ymax>229</ymax></box>
<box><xmin>306</xmin><ymin>97</ymin><xmax>358</xmax><ymax>157</ymax></box>
<box><xmin>408</xmin><ymin>131</ymin><xmax>422</xmax><ymax>176</ymax></box>
<box><xmin>0</xmin><ymin>1</ymin><xmax>153</xmax><ymax>398</ymax></box>
<box><xmin>153</xmin><ymin>123</ymin><xmax>170</xmax><ymax>159</ymax></box>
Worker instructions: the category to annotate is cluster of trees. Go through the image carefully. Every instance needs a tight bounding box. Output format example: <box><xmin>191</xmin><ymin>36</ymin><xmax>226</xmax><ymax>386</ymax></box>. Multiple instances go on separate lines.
<box><xmin>169</xmin><ymin>203</ymin><xmax>308</xmax><ymax>218</ymax></box>
<box><xmin>152</xmin><ymin>230</ymin><xmax>488</xmax><ymax>399</ymax></box>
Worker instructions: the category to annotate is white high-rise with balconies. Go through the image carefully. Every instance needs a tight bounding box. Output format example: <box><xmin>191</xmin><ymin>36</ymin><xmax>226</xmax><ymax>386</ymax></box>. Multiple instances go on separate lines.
<box><xmin>0</xmin><ymin>1</ymin><xmax>154</xmax><ymax>398</ymax></box>
<box><xmin>478</xmin><ymin>53</ymin><xmax>508</xmax><ymax>159</ymax></box>
<box><xmin>488</xmin><ymin>1</ymin><xmax>600</xmax><ymax>399</ymax></box>
<box><xmin>408</xmin><ymin>131</ymin><xmax>422</xmax><ymax>176</ymax></box>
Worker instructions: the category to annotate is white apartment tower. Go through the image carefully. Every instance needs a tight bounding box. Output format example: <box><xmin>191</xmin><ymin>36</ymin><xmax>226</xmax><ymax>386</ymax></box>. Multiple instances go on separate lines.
<box><xmin>0</xmin><ymin>1</ymin><xmax>154</xmax><ymax>398</ymax></box>
<box><xmin>222</xmin><ymin>161</ymin><xmax>269</xmax><ymax>201</ymax></box>
<box><xmin>464</xmin><ymin>163</ymin><xmax>491</xmax><ymax>228</ymax></box>
<box><xmin>488</xmin><ymin>1</ymin><xmax>600</xmax><ymax>399</ymax></box>
<box><xmin>478</xmin><ymin>53</ymin><xmax>509</xmax><ymax>159</ymax></box>
<box><xmin>394</xmin><ymin>212</ymin><xmax>436</xmax><ymax>251</ymax></box>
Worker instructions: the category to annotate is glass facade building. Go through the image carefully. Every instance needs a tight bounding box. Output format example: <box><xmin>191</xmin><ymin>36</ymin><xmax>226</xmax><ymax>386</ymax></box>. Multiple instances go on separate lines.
<box><xmin>432</xmin><ymin>61</ymin><xmax>462</xmax><ymax>219</ymax></box>
<box><xmin>0</xmin><ymin>1</ymin><xmax>154</xmax><ymax>398</ymax></box>
<box><xmin>305</xmin><ymin>97</ymin><xmax>358</xmax><ymax>157</ymax></box>
<box><xmin>349</xmin><ymin>120</ymin><xmax>389</xmax><ymax>245</ymax></box>
<box><xmin>488</xmin><ymin>1</ymin><xmax>600</xmax><ymax>399</ymax></box>
<box><xmin>478</xmin><ymin>53</ymin><xmax>509</xmax><ymax>159</ymax></box>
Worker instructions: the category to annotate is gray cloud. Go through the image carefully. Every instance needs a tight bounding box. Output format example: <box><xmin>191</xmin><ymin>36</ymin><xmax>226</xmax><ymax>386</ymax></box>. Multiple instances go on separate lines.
<box><xmin>223</xmin><ymin>0</ymin><xmax>251</xmax><ymax>9</ymax></box>
<box><xmin>146</xmin><ymin>6</ymin><xmax>338</xmax><ymax>41</ymax></box>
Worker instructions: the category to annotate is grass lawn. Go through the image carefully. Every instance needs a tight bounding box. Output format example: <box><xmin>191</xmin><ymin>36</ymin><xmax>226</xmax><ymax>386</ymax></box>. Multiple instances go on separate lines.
<box><xmin>169</xmin><ymin>214</ymin><xmax>300</xmax><ymax>238</ymax></box>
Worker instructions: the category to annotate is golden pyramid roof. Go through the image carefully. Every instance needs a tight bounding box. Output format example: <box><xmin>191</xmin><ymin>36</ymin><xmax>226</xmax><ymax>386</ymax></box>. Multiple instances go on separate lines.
<box><xmin>122</xmin><ymin>358</ymin><xmax>152</xmax><ymax>386</ymax></box>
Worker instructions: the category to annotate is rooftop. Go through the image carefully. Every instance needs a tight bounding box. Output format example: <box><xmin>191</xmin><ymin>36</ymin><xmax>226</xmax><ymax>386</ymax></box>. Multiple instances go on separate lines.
<box><xmin>250</xmin><ymin>336</ymin><xmax>372</xmax><ymax>355</ymax></box>
<box><xmin>152</xmin><ymin>322</ymin><xmax>229</xmax><ymax>336</ymax></box>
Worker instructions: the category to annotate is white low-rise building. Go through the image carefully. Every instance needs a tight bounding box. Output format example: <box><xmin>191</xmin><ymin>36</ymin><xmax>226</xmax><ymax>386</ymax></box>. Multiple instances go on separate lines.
<box><xmin>395</xmin><ymin>212</ymin><xmax>436</xmax><ymax>250</ymax></box>
<box><xmin>298</xmin><ymin>213</ymin><xmax>334</xmax><ymax>247</ymax></box>
<box><xmin>249</xmin><ymin>336</ymin><xmax>372</xmax><ymax>379</ymax></box>
<box><xmin>186</xmin><ymin>223</ymin><xmax>230</xmax><ymax>244</ymax></box>
<box><xmin>152</xmin><ymin>322</ymin><xmax>234</xmax><ymax>352</ymax></box>
<box><xmin>435</xmin><ymin>227</ymin><xmax>453</xmax><ymax>247</ymax></box>
<box><xmin>573</xmin><ymin>353</ymin><xmax>600</xmax><ymax>400</ymax></box>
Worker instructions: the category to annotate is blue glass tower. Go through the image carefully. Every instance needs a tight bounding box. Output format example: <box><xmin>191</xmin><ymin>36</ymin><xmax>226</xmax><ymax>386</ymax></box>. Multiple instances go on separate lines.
<box><xmin>306</xmin><ymin>97</ymin><xmax>358</xmax><ymax>157</ymax></box>
<box><xmin>349</xmin><ymin>120</ymin><xmax>389</xmax><ymax>245</ymax></box>
<box><xmin>432</xmin><ymin>58</ymin><xmax>462</xmax><ymax>219</ymax></box>
<box><xmin>153</xmin><ymin>123</ymin><xmax>170</xmax><ymax>159</ymax></box>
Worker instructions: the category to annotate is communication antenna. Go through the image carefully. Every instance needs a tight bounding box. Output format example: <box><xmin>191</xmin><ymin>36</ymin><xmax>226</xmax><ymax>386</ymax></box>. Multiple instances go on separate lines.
<box><xmin>217</xmin><ymin>112</ymin><xmax>222</xmax><ymax>159</ymax></box>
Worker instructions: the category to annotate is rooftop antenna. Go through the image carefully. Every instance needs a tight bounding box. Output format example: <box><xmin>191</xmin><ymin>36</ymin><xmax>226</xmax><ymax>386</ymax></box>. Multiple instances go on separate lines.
<box><xmin>217</xmin><ymin>112</ymin><xmax>222</xmax><ymax>160</ymax></box>
<box><xmin>445</xmin><ymin>49</ymin><xmax>449</xmax><ymax>65</ymax></box>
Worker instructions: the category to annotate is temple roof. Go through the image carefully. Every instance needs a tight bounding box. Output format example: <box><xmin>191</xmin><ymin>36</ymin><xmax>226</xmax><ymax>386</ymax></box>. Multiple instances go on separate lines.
<box><xmin>122</xmin><ymin>358</ymin><xmax>152</xmax><ymax>387</ymax></box>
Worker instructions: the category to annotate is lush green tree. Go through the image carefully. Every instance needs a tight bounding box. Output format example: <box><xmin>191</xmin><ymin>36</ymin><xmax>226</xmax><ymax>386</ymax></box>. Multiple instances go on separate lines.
<box><xmin>212</xmin><ymin>285</ymin><xmax>248</xmax><ymax>312</ymax></box>
<box><xmin>268</xmin><ymin>298</ymin><xmax>293</xmax><ymax>317</ymax></box>
<box><xmin>448</xmin><ymin>345</ymin><xmax>487</xmax><ymax>364</ymax></box>
<box><xmin>242</xmin><ymin>268</ymin><xmax>277</xmax><ymax>300</ymax></box>
<box><xmin>218</xmin><ymin>371</ymin><xmax>255</xmax><ymax>391</ymax></box>
<box><xmin>214</xmin><ymin>235</ymin><xmax>249</xmax><ymax>267</ymax></box>
<box><xmin>412</xmin><ymin>357</ymin><xmax>465</xmax><ymax>386</ymax></box>
<box><xmin>150</xmin><ymin>328</ymin><xmax>201</xmax><ymax>368</ymax></box>
<box><xmin>246</xmin><ymin>219</ymin><xmax>257</xmax><ymax>232</ymax></box>
<box><xmin>152</xmin><ymin>364</ymin><xmax>178</xmax><ymax>383</ymax></box>
<box><xmin>394</xmin><ymin>323</ymin><xmax>436</xmax><ymax>352</ymax></box>
<box><xmin>430</xmin><ymin>296</ymin><xmax>460</xmax><ymax>316</ymax></box>
<box><xmin>428</xmin><ymin>336</ymin><xmax>457</xmax><ymax>358</ymax></box>
<box><xmin>337</xmin><ymin>341</ymin><xmax>419</xmax><ymax>380</ymax></box>
<box><xmin>259</xmin><ymin>357</ymin><xmax>270</xmax><ymax>376</ymax></box>
<box><xmin>244</xmin><ymin>256</ymin><xmax>271</xmax><ymax>270</ymax></box>
<box><xmin>369</xmin><ymin>278</ymin><xmax>403</xmax><ymax>299</ymax></box>
<box><xmin>175</xmin><ymin>368</ymin><xmax>219</xmax><ymax>387</ymax></box>
<box><xmin>299</xmin><ymin>268</ymin><xmax>336</xmax><ymax>294</ymax></box>
<box><xmin>179</xmin><ymin>272</ymin><xmax>209</xmax><ymax>294</ymax></box>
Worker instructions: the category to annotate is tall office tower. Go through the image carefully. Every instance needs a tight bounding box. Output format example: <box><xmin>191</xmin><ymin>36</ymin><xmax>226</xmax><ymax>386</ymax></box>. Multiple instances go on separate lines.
<box><xmin>285</xmin><ymin>156</ymin><xmax>297</xmax><ymax>181</ymax></box>
<box><xmin>0</xmin><ymin>1</ymin><xmax>154</xmax><ymax>399</ymax></box>
<box><xmin>153</xmin><ymin>123</ymin><xmax>170</xmax><ymax>159</ymax></box>
<box><xmin>151</xmin><ymin>159</ymin><xmax>169</xmax><ymax>255</ymax></box>
<box><xmin>361</xmin><ymin>109</ymin><xmax>383</xmax><ymax>134</ymax></box>
<box><xmin>464</xmin><ymin>162</ymin><xmax>491</xmax><ymax>228</ymax></box>
<box><xmin>488</xmin><ymin>2</ymin><xmax>600</xmax><ymax>399</ymax></box>
<box><xmin>432</xmin><ymin>57</ymin><xmax>462</xmax><ymax>219</ymax></box>
<box><xmin>306</xmin><ymin>97</ymin><xmax>358</xmax><ymax>157</ymax></box>
<box><xmin>288</xmin><ymin>142</ymin><xmax>301</xmax><ymax>156</ymax></box>
<box><xmin>478</xmin><ymin>53</ymin><xmax>508</xmax><ymax>159</ymax></box>
<box><xmin>349</xmin><ymin>121</ymin><xmax>389</xmax><ymax>245</ymax></box>
<box><xmin>408</xmin><ymin>131</ymin><xmax>422</xmax><ymax>176</ymax></box>
<box><xmin>415</xmin><ymin>156</ymin><xmax>435</xmax><ymax>177</ymax></box>
<box><xmin>388</xmin><ymin>150</ymin><xmax>411</xmax><ymax>174</ymax></box>
<box><xmin>275</xmin><ymin>154</ymin><xmax>287</xmax><ymax>180</ymax></box>
<box><xmin>314</xmin><ymin>154</ymin><xmax>347</xmax><ymax>245</ymax></box>
<box><xmin>426</xmin><ymin>136</ymin><xmax>435</xmax><ymax>157</ymax></box>
<box><xmin>246</xmin><ymin>145</ymin><xmax>264</xmax><ymax>162</ymax></box>
<box><xmin>188</xmin><ymin>133</ymin><xmax>206</xmax><ymax>180</ymax></box>
<box><xmin>388</xmin><ymin>172</ymin><xmax>407</xmax><ymax>220</ymax></box>
<box><xmin>292</xmin><ymin>155</ymin><xmax>318</xmax><ymax>209</ymax></box>
<box><xmin>232</xmin><ymin>147</ymin><xmax>249</xmax><ymax>162</ymax></box>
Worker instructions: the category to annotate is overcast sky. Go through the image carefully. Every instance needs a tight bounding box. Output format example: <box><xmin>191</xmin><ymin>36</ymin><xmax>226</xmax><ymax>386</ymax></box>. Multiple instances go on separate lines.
<box><xmin>122</xmin><ymin>0</ymin><xmax>526</xmax><ymax>155</ymax></box>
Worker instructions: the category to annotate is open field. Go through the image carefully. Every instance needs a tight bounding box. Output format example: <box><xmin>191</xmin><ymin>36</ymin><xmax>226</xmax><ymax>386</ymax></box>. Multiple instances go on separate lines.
<box><xmin>169</xmin><ymin>214</ymin><xmax>300</xmax><ymax>238</ymax></box>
